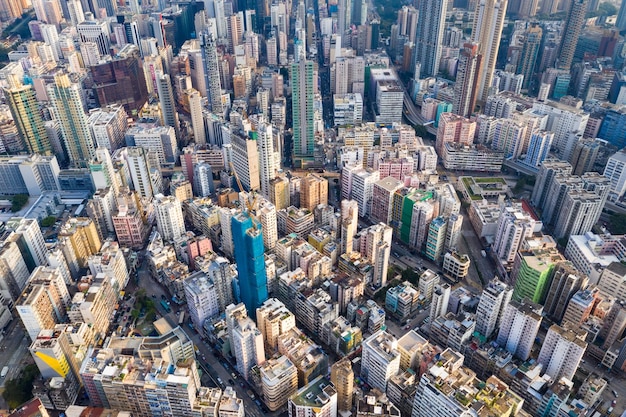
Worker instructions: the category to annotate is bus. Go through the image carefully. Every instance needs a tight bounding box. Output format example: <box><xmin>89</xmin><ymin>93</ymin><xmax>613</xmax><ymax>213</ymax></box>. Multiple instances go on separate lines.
<box><xmin>160</xmin><ymin>300</ymin><xmax>171</xmax><ymax>313</ymax></box>
<box><xmin>178</xmin><ymin>311</ymin><xmax>185</xmax><ymax>325</ymax></box>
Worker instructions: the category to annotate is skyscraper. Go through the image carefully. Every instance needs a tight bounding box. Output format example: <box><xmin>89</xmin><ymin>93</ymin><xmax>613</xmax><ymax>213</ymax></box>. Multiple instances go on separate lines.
<box><xmin>413</xmin><ymin>0</ymin><xmax>447</xmax><ymax>78</ymax></box>
<box><xmin>254</xmin><ymin>119</ymin><xmax>276</xmax><ymax>199</ymax></box>
<box><xmin>558</xmin><ymin>0</ymin><xmax>588</xmax><ymax>71</ymax></box>
<box><xmin>156</xmin><ymin>71</ymin><xmax>180</xmax><ymax>137</ymax></box>
<box><xmin>617</xmin><ymin>0</ymin><xmax>626</xmax><ymax>31</ymax></box>
<box><xmin>471</xmin><ymin>0</ymin><xmax>507</xmax><ymax>104</ymax></box>
<box><xmin>3</xmin><ymin>78</ymin><xmax>51</xmax><ymax>155</ymax></box>
<box><xmin>291</xmin><ymin>60</ymin><xmax>315</xmax><ymax>168</ymax></box>
<box><xmin>231</xmin><ymin>212</ymin><xmax>268</xmax><ymax>318</ymax></box>
<box><xmin>126</xmin><ymin>146</ymin><xmax>155</xmax><ymax>199</ymax></box>
<box><xmin>517</xmin><ymin>23</ymin><xmax>542</xmax><ymax>90</ymax></box>
<box><xmin>330</xmin><ymin>359</ymin><xmax>353</xmax><ymax>413</ymax></box>
<box><xmin>47</xmin><ymin>73</ymin><xmax>95</xmax><ymax>167</ymax></box>
<box><xmin>201</xmin><ymin>30</ymin><xmax>224</xmax><ymax>115</ymax></box>
<box><xmin>453</xmin><ymin>42</ymin><xmax>482</xmax><ymax>117</ymax></box>
<box><xmin>154</xmin><ymin>194</ymin><xmax>186</xmax><ymax>241</ymax></box>
<box><xmin>496</xmin><ymin>299</ymin><xmax>542</xmax><ymax>360</ymax></box>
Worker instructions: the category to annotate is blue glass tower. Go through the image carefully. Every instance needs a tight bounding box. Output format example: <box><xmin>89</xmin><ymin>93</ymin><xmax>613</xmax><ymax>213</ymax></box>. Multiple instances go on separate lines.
<box><xmin>231</xmin><ymin>212</ymin><xmax>268</xmax><ymax>318</ymax></box>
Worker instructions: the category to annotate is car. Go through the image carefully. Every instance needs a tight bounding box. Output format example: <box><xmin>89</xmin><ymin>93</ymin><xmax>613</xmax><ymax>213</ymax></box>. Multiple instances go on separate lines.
<box><xmin>613</xmin><ymin>390</ymin><xmax>619</xmax><ymax>397</ymax></box>
<box><xmin>404</xmin><ymin>325</ymin><xmax>410</xmax><ymax>330</ymax></box>
<box><xmin>217</xmin><ymin>377</ymin><xmax>223</xmax><ymax>385</ymax></box>
<box><xmin>151</xmin><ymin>294</ymin><xmax>156</xmax><ymax>298</ymax></box>
<box><xmin>228</xmin><ymin>379</ymin><xmax>234</xmax><ymax>385</ymax></box>
<box><xmin>612</xmin><ymin>399</ymin><xmax>617</xmax><ymax>406</ymax></box>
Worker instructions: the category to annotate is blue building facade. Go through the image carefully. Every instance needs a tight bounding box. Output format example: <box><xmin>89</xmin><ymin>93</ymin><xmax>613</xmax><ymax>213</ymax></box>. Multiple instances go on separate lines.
<box><xmin>599</xmin><ymin>109</ymin><xmax>626</xmax><ymax>149</ymax></box>
<box><xmin>231</xmin><ymin>212</ymin><xmax>268</xmax><ymax>318</ymax></box>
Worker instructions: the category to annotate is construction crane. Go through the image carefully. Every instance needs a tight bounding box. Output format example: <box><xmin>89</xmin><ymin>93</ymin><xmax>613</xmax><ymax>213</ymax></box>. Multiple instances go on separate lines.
<box><xmin>229</xmin><ymin>161</ymin><xmax>259</xmax><ymax>229</ymax></box>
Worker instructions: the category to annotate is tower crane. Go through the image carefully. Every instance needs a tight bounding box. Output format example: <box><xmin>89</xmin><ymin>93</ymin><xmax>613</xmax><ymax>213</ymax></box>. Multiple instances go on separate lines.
<box><xmin>229</xmin><ymin>161</ymin><xmax>259</xmax><ymax>229</ymax></box>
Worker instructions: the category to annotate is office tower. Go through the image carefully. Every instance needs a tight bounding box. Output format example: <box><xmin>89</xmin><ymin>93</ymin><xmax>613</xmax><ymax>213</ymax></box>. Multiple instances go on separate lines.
<box><xmin>291</xmin><ymin>60</ymin><xmax>315</xmax><ymax>168</ymax></box>
<box><xmin>618</xmin><ymin>0</ymin><xmax>626</xmax><ymax>31</ymax></box>
<box><xmin>453</xmin><ymin>43</ymin><xmax>482</xmax><ymax>117</ymax></box>
<box><xmin>7</xmin><ymin>217</ymin><xmax>47</xmax><ymax>270</ymax></box>
<box><xmin>341</xmin><ymin>199</ymin><xmax>358</xmax><ymax>255</ymax></box>
<box><xmin>493</xmin><ymin>206</ymin><xmax>541</xmax><ymax>265</ymax></box>
<box><xmin>558</xmin><ymin>0</ymin><xmax>588</xmax><ymax>71</ymax></box>
<box><xmin>89</xmin><ymin>45</ymin><xmax>148</xmax><ymax>114</ymax></box>
<box><xmin>126</xmin><ymin>146</ymin><xmax>155</xmax><ymax>199</ymax></box>
<box><xmin>359</xmin><ymin>223</ymin><xmax>393</xmax><ymax>288</ymax></box>
<box><xmin>543</xmin><ymin>262</ymin><xmax>585</xmax><ymax>322</ymax></box>
<box><xmin>538</xmin><ymin>324</ymin><xmax>586</xmax><ymax>381</ymax></box>
<box><xmin>496</xmin><ymin>299</ymin><xmax>542</xmax><ymax>360</ymax></box>
<box><xmin>413</xmin><ymin>0</ymin><xmax>447</xmax><ymax>78</ymax></box>
<box><xmin>429</xmin><ymin>283</ymin><xmax>451</xmax><ymax>321</ymax></box>
<box><xmin>3</xmin><ymin>79</ymin><xmax>51</xmax><ymax>155</ymax></box>
<box><xmin>517</xmin><ymin>23</ymin><xmax>542</xmax><ymax>90</ymax></box>
<box><xmin>201</xmin><ymin>30</ymin><xmax>224</xmax><ymax>115</ymax></box>
<box><xmin>288</xmin><ymin>375</ymin><xmax>337</xmax><ymax>417</ymax></box>
<box><xmin>300</xmin><ymin>174</ymin><xmax>328</xmax><ymax>211</ymax></box>
<box><xmin>360</xmin><ymin>330</ymin><xmax>400</xmax><ymax>393</ymax></box>
<box><xmin>77</xmin><ymin>19</ymin><xmax>111</xmax><ymax>56</ymax></box>
<box><xmin>47</xmin><ymin>73</ymin><xmax>95</xmax><ymax>167</ymax></box>
<box><xmin>258</xmin><ymin>200</ymin><xmax>278</xmax><ymax>250</ymax></box>
<box><xmin>330</xmin><ymin>359</ymin><xmax>353</xmax><ymax>413</ymax></box>
<box><xmin>260</xmin><ymin>356</ymin><xmax>297</xmax><ymax>411</ymax></box>
<box><xmin>154</xmin><ymin>194</ymin><xmax>186</xmax><ymax>241</ymax></box>
<box><xmin>16</xmin><ymin>267</ymin><xmax>70</xmax><ymax>341</ymax></box>
<box><xmin>254</xmin><ymin>119</ymin><xmax>276</xmax><ymax>199</ymax></box>
<box><xmin>256</xmin><ymin>298</ymin><xmax>296</xmax><ymax>351</ymax></box>
<box><xmin>231</xmin><ymin>212</ymin><xmax>268</xmax><ymax>317</ymax></box>
<box><xmin>156</xmin><ymin>71</ymin><xmax>180</xmax><ymax>137</ymax></box>
<box><xmin>471</xmin><ymin>0</ymin><xmax>507</xmax><ymax>104</ymax></box>
<box><xmin>475</xmin><ymin>280</ymin><xmax>513</xmax><ymax>339</ymax></box>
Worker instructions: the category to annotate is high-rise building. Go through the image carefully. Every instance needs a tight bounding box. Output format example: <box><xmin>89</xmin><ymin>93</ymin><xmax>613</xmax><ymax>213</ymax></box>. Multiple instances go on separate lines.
<box><xmin>511</xmin><ymin>246</ymin><xmax>563</xmax><ymax>304</ymax></box>
<box><xmin>231</xmin><ymin>212</ymin><xmax>268</xmax><ymax>317</ymax></box>
<box><xmin>258</xmin><ymin>200</ymin><xmax>278</xmax><ymax>250</ymax></box>
<box><xmin>288</xmin><ymin>375</ymin><xmax>337</xmax><ymax>417</ymax></box>
<box><xmin>531</xmin><ymin>159</ymin><xmax>573</xmax><ymax>210</ymax></box>
<box><xmin>517</xmin><ymin>23</ymin><xmax>542</xmax><ymax>90</ymax></box>
<box><xmin>88</xmin><ymin>105</ymin><xmax>128</xmax><ymax>152</ymax></box>
<box><xmin>0</xmin><ymin>235</ymin><xmax>30</xmax><ymax>301</ymax></box>
<box><xmin>126</xmin><ymin>146</ymin><xmax>155</xmax><ymax>199</ymax></box>
<box><xmin>201</xmin><ymin>30</ymin><xmax>224</xmax><ymax>115</ymax></box>
<box><xmin>301</xmin><ymin>174</ymin><xmax>328</xmax><ymax>211</ymax></box>
<box><xmin>557</xmin><ymin>0</ymin><xmax>589</xmax><ymax>71</ymax></box>
<box><xmin>156</xmin><ymin>71</ymin><xmax>180</xmax><ymax>137</ymax></box>
<box><xmin>184</xmin><ymin>271</ymin><xmax>220</xmax><ymax>330</ymax></box>
<box><xmin>330</xmin><ymin>359</ymin><xmax>353</xmax><ymax>413</ymax></box>
<box><xmin>154</xmin><ymin>194</ymin><xmax>186</xmax><ymax>241</ymax></box>
<box><xmin>435</xmin><ymin>113</ymin><xmax>476</xmax><ymax>155</ymax></box>
<box><xmin>256</xmin><ymin>298</ymin><xmax>296</xmax><ymax>351</ymax></box>
<box><xmin>7</xmin><ymin>217</ymin><xmax>48</xmax><ymax>270</ymax></box>
<box><xmin>359</xmin><ymin>223</ymin><xmax>392</xmax><ymax>288</ymax></box>
<box><xmin>543</xmin><ymin>262</ymin><xmax>585</xmax><ymax>323</ymax></box>
<box><xmin>77</xmin><ymin>19</ymin><xmax>110</xmax><ymax>56</ymax></box>
<box><xmin>493</xmin><ymin>205</ymin><xmax>542</xmax><ymax>266</ymax></box>
<box><xmin>429</xmin><ymin>283</ymin><xmax>451</xmax><ymax>321</ymax></box>
<box><xmin>603</xmin><ymin>149</ymin><xmax>626</xmax><ymax>202</ymax></box>
<box><xmin>453</xmin><ymin>42</ymin><xmax>482</xmax><ymax>117</ymax></box>
<box><xmin>58</xmin><ymin>217</ymin><xmax>102</xmax><ymax>268</ymax></box>
<box><xmin>260</xmin><ymin>356</ymin><xmax>298</xmax><ymax>411</ymax></box>
<box><xmin>3</xmin><ymin>78</ymin><xmax>51</xmax><ymax>155</ymax></box>
<box><xmin>231</xmin><ymin>132</ymin><xmax>260</xmax><ymax>192</ymax></box>
<box><xmin>254</xmin><ymin>119</ymin><xmax>276</xmax><ymax>199</ymax></box>
<box><xmin>475</xmin><ymin>280</ymin><xmax>513</xmax><ymax>339</ymax></box>
<box><xmin>47</xmin><ymin>73</ymin><xmax>95</xmax><ymax>167</ymax></box>
<box><xmin>538</xmin><ymin>324</ymin><xmax>586</xmax><ymax>381</ymax></box>
<box><xmin>618</xmin><ymin>0</ymin><xmax>626</xmax><ymax>31</ymax></box>
<box><xmin>413</xmin><ymin>0</ymin><xmax>447</xmax><ymax>78</ymax></box>
<box><xmin>425</xmin><ymin>216</ymin><xmax>447</xmax><ymax>262</ymax></box>
<box><xmin>340</xmin><ymin>199</ymin><xmax>358</xmax><ymax>255</ymax></box>
<box><xmin>291</xmin><ymin>60</ymin><xmax>315</xmax><ymax>168</ymax></box>
<box><xmin>496</xmin><ymin>299</ymin><xmax>542</xmax><ymax>360</ymax></box>
<box><xmin>471</xmin><ymin>0</ymin><xmax>507</xmax><ymax>104</ymax></box>
<box><xmin>226</xmin><ymin>303</ymin><xmax>266</xmax><ymax>381</ymax></box>
<box><xmin>570</xmin><ymin>138</ymin><xmax>600</xmax><ymax>176</ymax></box>
<box><xmin>360</xmin><ymin>330</ymin><xmax>400</xmax><ymax>392</ymax></box>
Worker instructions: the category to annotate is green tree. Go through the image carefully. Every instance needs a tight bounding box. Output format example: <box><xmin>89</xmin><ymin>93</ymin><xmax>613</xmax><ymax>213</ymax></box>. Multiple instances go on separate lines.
<box><xmin>11</xmin><ymin>194</ymin><xmax>28</xmax><ymax>212</ymax></box>
<box><xmin>2</xmin><ymin>364</ymin><xmax>39</xmax><ymax>409</ymax></box>
<box><xmin>40</xmin><ymin>216</ymin><xmax>56</xmax><ymax>227</ymax></box>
